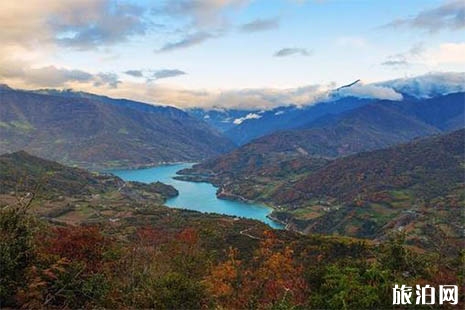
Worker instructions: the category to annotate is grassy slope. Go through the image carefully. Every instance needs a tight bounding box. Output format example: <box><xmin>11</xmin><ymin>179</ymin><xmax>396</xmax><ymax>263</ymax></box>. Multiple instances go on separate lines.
<box><xmin>0</xmin><ymin>151</ymin><xmax>178</xmax><ymax>224</ymax></box>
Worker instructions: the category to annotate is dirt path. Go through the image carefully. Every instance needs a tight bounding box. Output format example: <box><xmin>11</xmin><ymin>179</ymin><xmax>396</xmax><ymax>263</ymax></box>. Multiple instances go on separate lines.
<box><xmin>239</xmin><ymin>227</ymin><xmax>261</xmax><ymax>240</ymax></box>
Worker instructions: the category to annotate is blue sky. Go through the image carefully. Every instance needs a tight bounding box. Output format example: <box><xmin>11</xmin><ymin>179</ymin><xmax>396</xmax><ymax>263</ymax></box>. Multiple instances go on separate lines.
<box><xmin>0</xmin><ymin>0</ymin><xmax>463</xmax><ymax>108</ymax></box>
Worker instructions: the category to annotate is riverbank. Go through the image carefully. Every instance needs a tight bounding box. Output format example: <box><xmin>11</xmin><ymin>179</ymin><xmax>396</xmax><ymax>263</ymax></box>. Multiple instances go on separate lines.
<box><xmin>216</xmin><ymin>187</ymin><xmax>293</xmax><ymax>230</ymax></box>
<box><xmin>174</xmin><ymin>168</ymin><xmax>295</xmax><ymax>230</ymax></box>
<box><xmin>99</xmin><ymin>161</ymin><xmax>197</xmax><ymax>172</ymax></box>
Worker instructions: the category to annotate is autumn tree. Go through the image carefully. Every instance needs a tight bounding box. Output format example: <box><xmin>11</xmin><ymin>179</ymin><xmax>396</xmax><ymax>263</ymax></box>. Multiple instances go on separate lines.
<box><xmin>205</xmin><ymin>230</ymin><xmax>309</xmax><ymax>309</ymax></box>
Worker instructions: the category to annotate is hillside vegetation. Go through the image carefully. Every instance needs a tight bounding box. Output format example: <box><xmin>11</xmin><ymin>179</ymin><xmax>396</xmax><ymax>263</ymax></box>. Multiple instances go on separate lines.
<box><xmin>182</xmin><ymin>130</ymin><xmax>465</xmax><ymax>255</ymax></box>
<box><xmin>0</xmin><ymin>151</ymin><xmax>178</xmax><ymax>224</ymax></box>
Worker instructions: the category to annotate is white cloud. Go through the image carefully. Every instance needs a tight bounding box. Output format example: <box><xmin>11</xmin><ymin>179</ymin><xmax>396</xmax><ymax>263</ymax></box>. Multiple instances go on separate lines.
<box><xmin>156</xmin><ymin>32</ymin><xmax>215</xmax><ymax>53</ymax></box>
<box><xmin>152</xmin><ymin>69</ymin><xmax>187</xmax><ymax>80</ymax></box>
<box><xmin>233</xmin><ymin>113</ymin><xmax>262</xmax><ymax>124</ymax></box>
<box><xmin>157</xmin><ymin>0</ymin><xmax>250</xmax><ymax>27</ymax></box>
<box><xmin>0</xmin><ymin>58</ymin><xmax>120</xmax><ymax>88</ymax></box>
<box><xmin>78</xmin><ymin>72</ymin><xmax>465</xmax><ymax>108</ymax></box>
<box><xmin>274</xmin><ymin>48</ymin><xmax>311</xmax><ymax>57</ymax></box>
<box><xmin>240</xmin><ymin>17</ymin><xmax>280</xmax><ymax>32</ymax></box>
<box><xmin>381</xmin><ymin>42</ymin><xmax>425</xmax><ymax>67</ymax></box>
<box><xmin>380</xmin><ymin>41</ymin><xmax>465</xmax><ymax>75</ymax></box>
<box><xmin>336</xmin><ymin>84</ymin><xmax>403</xmax><ymax>101</ymax></box>
<box><xmin>99</xmin><ymin>82</ymin><xmax>327</xmax><ymax>110</ymax></box>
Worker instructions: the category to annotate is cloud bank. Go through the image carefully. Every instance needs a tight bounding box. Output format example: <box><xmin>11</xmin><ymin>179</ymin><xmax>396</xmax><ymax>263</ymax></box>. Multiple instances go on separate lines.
<box><xmin>0</xmin><ymin>59</ymin><xmax>120</xmax><ymax>88</ymax></box>
<box><xmin>0</xmin><ymin>0</ymin><xmax>148</xmax><ymax>50</ymax></box>
<box><xmin>336</xmin><ymin>84</ymin><xmax>403</xmax><ymax>101</ymax></box>
<box><xmin>100</xmin><ymin>73</ymin><xmax>464</xmax><ymax>109</ymax></box>
<box><xmin>385</xmin><ymin>0</ymin><xmax>465</xmax><ymax>33</ymax></box>
<box><xmin>378</xmin><ymin>72</ymin><xmax>465</xmax><ymax>98</ymax></box>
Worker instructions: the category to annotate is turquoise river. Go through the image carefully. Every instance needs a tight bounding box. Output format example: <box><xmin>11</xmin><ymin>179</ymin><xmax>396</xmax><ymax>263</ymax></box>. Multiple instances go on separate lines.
<box><xmin>111</xmin><ymin>163</ymin><xmax>283</xmax><ymax>229</ymax></box>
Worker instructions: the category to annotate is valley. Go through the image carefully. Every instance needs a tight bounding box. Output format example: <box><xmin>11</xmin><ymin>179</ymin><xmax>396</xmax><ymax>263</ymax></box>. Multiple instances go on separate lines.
<box><xmin>1</xmin><ymin>1</ymin><xmax>465</xmax><ymax>307</ymax></box>
<box><xmin>1</xmin><ymin>149</ymin><xmax>463</xmax><ymax>309</ymax></box>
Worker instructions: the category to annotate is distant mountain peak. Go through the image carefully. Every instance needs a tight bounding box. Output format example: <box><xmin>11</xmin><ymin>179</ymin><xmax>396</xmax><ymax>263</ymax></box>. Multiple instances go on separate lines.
<box><xmin>0</xmin><ymin>84</ymin><xmax>12</xmax><ymax>91</ymax></box>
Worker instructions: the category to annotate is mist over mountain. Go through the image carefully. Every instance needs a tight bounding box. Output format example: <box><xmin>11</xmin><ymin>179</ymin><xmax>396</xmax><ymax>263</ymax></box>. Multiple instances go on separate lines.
<box><xmin>187</xmin><ymin>108</ymin><xmax>261</xmax><ymax>132</ymax></box>
<box><xmin>223</xmin><ymin>97</ymin><xmax>375</xmax><ymax>145</ymax></box>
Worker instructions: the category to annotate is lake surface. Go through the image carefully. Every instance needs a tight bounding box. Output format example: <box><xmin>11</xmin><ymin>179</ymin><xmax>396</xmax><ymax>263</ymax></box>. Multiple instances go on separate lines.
<box><xmin>110</xmin><ymin>163</ymin><xmax>283</xmax><ymax>229</ymax></box>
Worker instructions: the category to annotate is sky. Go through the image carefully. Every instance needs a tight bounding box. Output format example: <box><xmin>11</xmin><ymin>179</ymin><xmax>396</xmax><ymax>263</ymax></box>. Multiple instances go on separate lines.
<box><xmin>0</xmin><ymin>0</ymin><xmax>464</xmax><ymax>109</ymax></box>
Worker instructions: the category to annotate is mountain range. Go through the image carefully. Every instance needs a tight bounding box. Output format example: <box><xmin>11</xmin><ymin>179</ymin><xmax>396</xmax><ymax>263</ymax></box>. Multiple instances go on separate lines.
<box><xmin>2</xmin><ymin>74</ymin><xmax>463</xmax><ymax>169</ymax></box>
<box><xmin>184</xmin><ymin>92</ymin><xmax>463</xmax><ymax>178</ymax></box>
<box><xmin>270</xmin><ymin>129</ymin><xmax>465</xmax><ymax>253</ymax></box>
<box><xmin>187</xmin><ymin>73</ymin><xmax>465</xmax><ymax>145</ymax></box>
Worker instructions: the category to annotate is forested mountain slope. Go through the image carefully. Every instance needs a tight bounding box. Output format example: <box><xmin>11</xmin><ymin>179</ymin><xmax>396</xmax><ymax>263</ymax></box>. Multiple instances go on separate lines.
<box><xmin>181</xmin><ymin>129</ymin><xmax>464</xmax><ymax>254</ymax></box>
<box><xmin>0</xmin><ymin>87</ymin><xmax>234</xmax><ymax>169</ymax></box>
<box><xmin>269</xmin><ymin>130</ymin><xmax>465</xmax><ymax>253</ymax></box>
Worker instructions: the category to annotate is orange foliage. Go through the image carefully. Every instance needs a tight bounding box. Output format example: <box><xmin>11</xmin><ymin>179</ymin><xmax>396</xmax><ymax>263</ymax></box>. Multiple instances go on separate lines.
<box><xmin>204</xmin><ymin>230</ymin><xmax>310</xmax><ymax>309</ymax></box>
<box><xmin>179</xmin><ymin>227</ymin><xmax>199</xmax><ymax>246</ymax></box>
<box><xmin>135</xmin><ymin>226</ymin><xmax>170</xmax><ymax>247</ymax></box>
<box><xmin>40</xmin><ymin>225</ymin><xmax>109</xmax><ymax>272</ymax></box>
<box><xmin>203</xmin><ymin>247</ymin><xmax>241</xmax><ymax>306</ymax></box>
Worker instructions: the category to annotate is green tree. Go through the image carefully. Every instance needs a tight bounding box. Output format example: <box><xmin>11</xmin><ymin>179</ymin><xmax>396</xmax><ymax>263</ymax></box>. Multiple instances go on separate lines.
<box><xmin>0</xmin><ymin>195</ymin><xmax>38</xmax><ymax>307</ymax></box>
